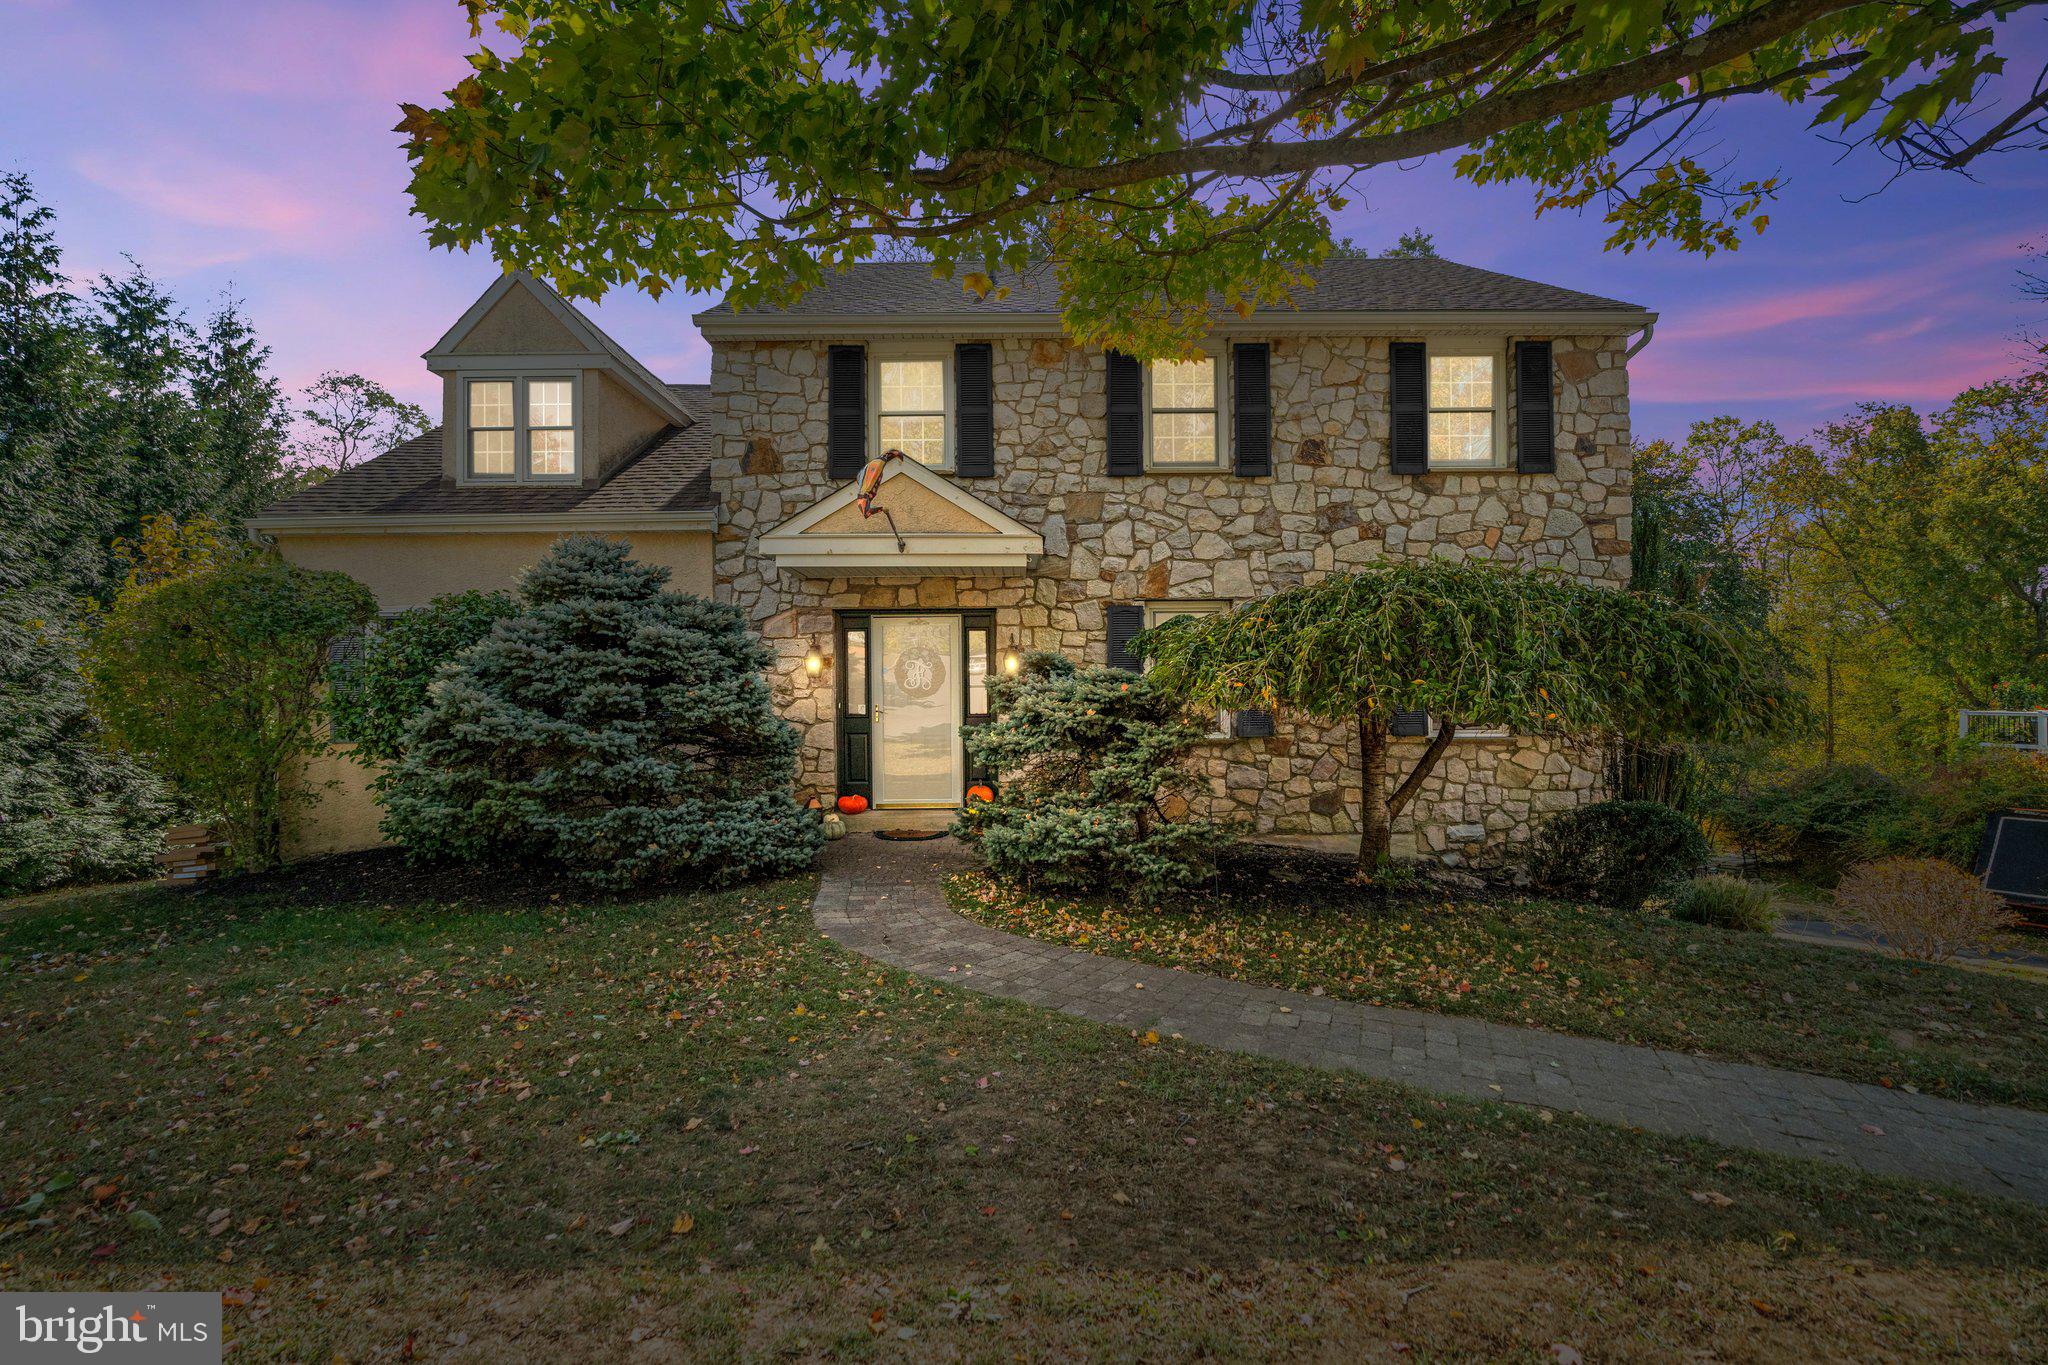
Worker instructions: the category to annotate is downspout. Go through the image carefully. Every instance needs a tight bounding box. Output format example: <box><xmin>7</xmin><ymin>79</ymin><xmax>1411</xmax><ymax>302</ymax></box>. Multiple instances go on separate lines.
<box><xmin>1624</xmin><ymin>320</ymin><xmax>1657</xmax><ymax>361</ymax></box>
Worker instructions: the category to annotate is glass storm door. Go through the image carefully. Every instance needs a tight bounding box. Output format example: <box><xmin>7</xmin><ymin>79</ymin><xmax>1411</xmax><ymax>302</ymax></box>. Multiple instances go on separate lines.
<box><xmin>873</xmin><ymin>615</ymin><xmax>962</xmax><ymax>806</ymax></box>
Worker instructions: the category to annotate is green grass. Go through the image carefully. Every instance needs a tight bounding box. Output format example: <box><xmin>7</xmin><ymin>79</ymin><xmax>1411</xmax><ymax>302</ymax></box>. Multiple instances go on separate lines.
<box><xmin>2</xmin><ymin>860</ymin><xmax>2045</xmax><ymax>1359</ymax></box>
<box><xmin>949</xmin><ymin>873</ymin><xmax>2048</xmax><ymax>1111</ymax></box>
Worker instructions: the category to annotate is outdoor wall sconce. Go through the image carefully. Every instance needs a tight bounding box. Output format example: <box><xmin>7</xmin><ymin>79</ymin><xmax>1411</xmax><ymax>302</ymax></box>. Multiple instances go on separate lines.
<box><xmin>1002</xmin><ymin>650</ymin><xmax>1021</xmax><ymax>675</ymax></box>
<box><xmin>804</xmin><ymin>646</ymin><xmax>823</xmax><ymax>678</ymax></box>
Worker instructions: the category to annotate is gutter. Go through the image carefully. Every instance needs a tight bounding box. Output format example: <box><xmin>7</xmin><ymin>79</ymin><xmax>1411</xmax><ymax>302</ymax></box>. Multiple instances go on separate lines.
<box><xmin>245</xmin><ymin>509</ymin><xmax>717</xmax><ymax>536</ymax></box>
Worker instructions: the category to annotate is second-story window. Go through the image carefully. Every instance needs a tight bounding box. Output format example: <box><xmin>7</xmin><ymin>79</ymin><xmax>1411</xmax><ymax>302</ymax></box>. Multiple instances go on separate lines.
<box><xmin>465</xmin><ymin>375</ymin><xmax>579</xmax><ymax>481</ymax></box>
<box><xmin>878</xmin><ymin>358</ymin><xmax>948</xmax><ymax>468</ymax></box>
<box><xmin>527</xmin><ymin>379</ymin><xmax>576</xmax><ymax>477</ymax></box>
<box><xmin>1428</xmin><ymin>348</ymin><xmax>1502</xmax><ymax>468</ymax></box>
<box><xmin>467</xmin><ymin>380</ymin><xmax>515</xmax><ymax>477</ymax></box>
<box><xmin>1148</xmin><ymin>355</ymin><xmax>1221</xmax><ymax>468</ymax></box>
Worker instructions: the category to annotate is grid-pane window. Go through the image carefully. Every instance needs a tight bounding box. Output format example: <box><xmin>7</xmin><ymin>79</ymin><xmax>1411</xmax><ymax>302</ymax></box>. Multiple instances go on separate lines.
<box><xmin>467</xmin><ymin>380</ymin><xmax>515</xmax><ymax>477</ymax></box>
<box><xmin>879</xmin><ymin>359</ymin><xmax>947</xmax><ymax>467</ymax></box>
<box><xmin>1149</xmin><ymin>357</ymin><xmax>1217</xmax><ymax>466</ymax></box>
<box><xmin>526</xmin><ymin>379</ymin><xmax>576</xmax><ymax>476</ymax></box>
<box><xmin>1427</xmin><ymin>354</ymin><xmax>1496</xmax><ymax>467</ymax></box>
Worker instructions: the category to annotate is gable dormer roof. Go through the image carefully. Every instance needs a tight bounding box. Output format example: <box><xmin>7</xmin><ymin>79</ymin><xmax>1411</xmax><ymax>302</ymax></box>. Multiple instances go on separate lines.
<box><xmin>429</xmin><ymin>271</ymin><xmax>693</xmax><ymax>427</ymax></box>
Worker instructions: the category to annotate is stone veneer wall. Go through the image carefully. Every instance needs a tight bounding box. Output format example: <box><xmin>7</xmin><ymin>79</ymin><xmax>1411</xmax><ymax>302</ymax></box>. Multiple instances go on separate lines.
<box><xmin>709</xmin><ymin>333</ymin><xmax>1632</xmax><ymax>860</ymax></box>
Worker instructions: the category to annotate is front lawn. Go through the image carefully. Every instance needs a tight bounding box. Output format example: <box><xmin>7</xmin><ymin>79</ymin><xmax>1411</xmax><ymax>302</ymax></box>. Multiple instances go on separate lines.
<box><xmin>950</xmin><ymin>869</ymin><xmax>2048</xmax><ymax>1111</ymax></box>
<box><xmin>2</xmin><ymin>851</ymin><xmax>2044</xmax><ymax>1359</ymax></box>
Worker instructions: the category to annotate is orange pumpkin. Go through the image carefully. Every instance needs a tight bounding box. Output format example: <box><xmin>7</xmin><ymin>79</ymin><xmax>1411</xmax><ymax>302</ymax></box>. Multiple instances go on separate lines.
<box><xmin>966</xmin><ymin>784</ymin><xmax>995</xmax><ymax>803</ymax></box>
<box><xmin>836</xmin><ymin>794</ymin><xmax>869</xmax><ymax>815</ymax></box>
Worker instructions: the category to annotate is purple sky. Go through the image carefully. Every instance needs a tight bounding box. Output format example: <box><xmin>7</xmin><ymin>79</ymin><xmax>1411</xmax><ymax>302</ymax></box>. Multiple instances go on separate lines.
<box><xmin>5</xmin><ymin>0</ymin><xmax>2043</xmax><ymax>445</ymax></box>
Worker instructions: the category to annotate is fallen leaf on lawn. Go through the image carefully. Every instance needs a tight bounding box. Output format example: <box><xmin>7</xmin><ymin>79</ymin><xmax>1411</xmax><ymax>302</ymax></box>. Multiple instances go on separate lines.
<box><xmin>683</xmin><ymin>1117</ymin><xmax>703</xmax><ymax>1132</ymax></box>
<box><xmin>1109</xmin><ymin>1191</ymin><xmax>1130</xmax><ymax>1206</ymax></box>
<box><xmin>1860</xmin><ymin>1124</ymin><xmax>1885</xmax><ymax>1136</ymax></box>
<box><xmin>1139</xmin><ymin>1031</ymin><xmax>1160</xmax><ymax>1047</ymax></box>
<box><xmin>90</xmin><ymin>1184</ymin><xmax>119</xmax><ymax>1203</ymax></box>
<box><xmin>1551</xmin><ymin>1346</ymin><xmax>1584</xmax><ymax>1364</ymax></box>
<box><xmin>126</xmin><ymin>1210</ymin><xmax>161</xmax><ymax>1233</ymax></box>
<box><xmin>1749</xmin><ymin>1299</ymin><xmax>1781</xmax><ymax>1318</ymax></box>
<box><xmin>356</xmin><ymin>1161</ymin><xmax>395</xmax><ymax>1182</ymax></box>
<box><xmin>670</xmin><ymin>1213</ymin><xmax>695</xmax><ymax>1236</ymax></box>
<box><xmin>606</xmin><ymin>1217</ymin><xmax>634</xmax><ymax>1237</ymax></box>
<box><xmin>1688</xmin><ymin>1190</ymin><xmax>1735</xmax><ymax>1207</ymax></box>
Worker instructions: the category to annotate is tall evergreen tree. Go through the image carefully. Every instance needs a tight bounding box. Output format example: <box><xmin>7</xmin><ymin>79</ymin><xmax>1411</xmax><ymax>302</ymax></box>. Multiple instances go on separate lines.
<box><xmin>193</xmin><ymin>293</ymin><xmax>291</xmax><ymax>519</ymax></box>
<box><xmin>381</xmin><ymin>537</ymin><xmax>822</xmax><ymax>889</ymax></box>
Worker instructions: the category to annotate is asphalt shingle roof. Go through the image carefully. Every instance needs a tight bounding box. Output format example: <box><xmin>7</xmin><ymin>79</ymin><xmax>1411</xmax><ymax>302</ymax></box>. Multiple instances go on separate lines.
<box><xmin>709</xmin><ymin>257</ymin><xmax>1647</xmax><ymax>319</ymax></box>
<box><xmin>257</xmin><ymin>384</ymin><xmax>714</xmax><ymax>521</ymax></box>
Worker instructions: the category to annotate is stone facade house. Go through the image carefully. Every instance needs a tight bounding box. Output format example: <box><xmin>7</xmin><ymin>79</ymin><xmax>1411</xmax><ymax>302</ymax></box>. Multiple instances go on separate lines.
<box><xmin>253</xmin><ymin>259</ymin><xmax>1652</xmax><ymax>858</ymax></box>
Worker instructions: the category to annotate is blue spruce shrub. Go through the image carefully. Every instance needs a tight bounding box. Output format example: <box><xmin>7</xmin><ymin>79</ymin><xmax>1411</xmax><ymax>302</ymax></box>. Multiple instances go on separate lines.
<box><xmin>954</xmin><ymin>652</ymin><xmax>1227</xmax><ymax>896</ymax></box>
<box><xmin>379</xmin><ymin>537</ymin><xmax>820</xmax><ymax>888</ymax></box>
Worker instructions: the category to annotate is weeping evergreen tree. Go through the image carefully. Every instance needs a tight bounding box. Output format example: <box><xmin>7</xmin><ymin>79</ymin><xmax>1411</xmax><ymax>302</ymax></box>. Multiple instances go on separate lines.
<box><xmin>381</xmin><ymin>537</ymin><xmax>820</xmax><ymax>888</ymax></box>
<box><xmin>1140</xmin><ymin>560</ymin><xmax>1795</xmax><ymax>864</ymax></box>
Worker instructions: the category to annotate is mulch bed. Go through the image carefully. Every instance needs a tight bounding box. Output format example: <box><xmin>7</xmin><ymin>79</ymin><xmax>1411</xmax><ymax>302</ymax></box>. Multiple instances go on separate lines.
<box><xmin>1212</xmin><ymin>842</ymin><xmax>1511</xmax><ymax>911</ymax></box>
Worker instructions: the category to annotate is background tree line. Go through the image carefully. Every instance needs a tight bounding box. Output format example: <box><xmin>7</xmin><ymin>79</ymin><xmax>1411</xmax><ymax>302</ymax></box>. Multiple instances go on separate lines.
<box><xmin>0</xmin><ymin>173</ymin><xmax>428</xmax><ymax>892</ymax></box>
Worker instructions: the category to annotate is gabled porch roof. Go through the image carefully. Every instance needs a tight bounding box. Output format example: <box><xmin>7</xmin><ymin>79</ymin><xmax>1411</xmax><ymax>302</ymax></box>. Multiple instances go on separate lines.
<box><xmin>757</xmin><ymin>459</ymin><xmax>1042</xmax><ymax>575</ymax></box>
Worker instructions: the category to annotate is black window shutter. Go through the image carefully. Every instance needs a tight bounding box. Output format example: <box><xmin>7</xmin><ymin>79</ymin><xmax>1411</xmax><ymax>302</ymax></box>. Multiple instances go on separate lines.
<box><xmin>1389</xmin><ymin>341</ymin><xmax>1427</xmax><ymax>475</ymax></box>
<box><xmin>1106</xmin><ymin>602</ymin><xmax>1145</xmax><ymax>672</ymax></box>
<box><xmin>1389</xmin><ymin>710</ymin><xmax>1430</xmax><ymax>737</ymax></box>
<box><xmin>1515</xmin><ymin>339</ymin><xmax>1555</xmax><ymax>473</ymax></box>
<box><xmin>827</xmin><ymin>345</ymin><xmax>867</xmax><ymax>480</ymax></box>
<box><xmin>954</xmin><ymin>342</ymin><xmax>994</xmax><ymax>477</ymax></box>
<box><xmin>1105</xmin><ymin>351</ymin><xmax>1143</xmax><ymax>477</ymax></box>
<box><xmin>1232</xmin><ymin>342</ymin><xmax>1272</xmax><ymax>477</ymax></box>
<box><xmin>1233</xmin><ymin>708</ymin><xmax>1275</xmax><ymax>738</ymax></box>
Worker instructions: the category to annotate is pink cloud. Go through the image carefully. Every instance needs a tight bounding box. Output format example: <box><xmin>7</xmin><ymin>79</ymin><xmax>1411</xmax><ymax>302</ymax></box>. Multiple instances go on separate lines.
<box><xmin>72</xmin><ymin>146</ymin><xmax>374</xmax><ymax>251</ymax></box>
<box><xmin>177</xmin><ymin>2</ymin><xmax>477</xmax><ymax>106</ymax></box>
<box><xmin>1632</xmin><ymin>336</ymin><xmax>2030</xmax><ymax>408</ymax></box>
<box><xmin>1661</xmin><ymin>277</ymin><xmax>1898</xmax><ymax>341</ymax></box>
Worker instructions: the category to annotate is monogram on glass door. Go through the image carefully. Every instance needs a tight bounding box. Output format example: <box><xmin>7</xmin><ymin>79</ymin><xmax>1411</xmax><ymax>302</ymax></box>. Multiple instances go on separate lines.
<box><xmin>871</xmin><ymin>615</ymin><xmax>963</xmax><ymax>806</ymax></box>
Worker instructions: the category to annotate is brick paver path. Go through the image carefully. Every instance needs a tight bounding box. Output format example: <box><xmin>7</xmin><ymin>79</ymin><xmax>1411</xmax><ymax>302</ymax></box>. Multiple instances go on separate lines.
<box><xmin>814</xmin><ymin>835</ymin><xmax>2048</xmax><ymax>1205</ymax></box>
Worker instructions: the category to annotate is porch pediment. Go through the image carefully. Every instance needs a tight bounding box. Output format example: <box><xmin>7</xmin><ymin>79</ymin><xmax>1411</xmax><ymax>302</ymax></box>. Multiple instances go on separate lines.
<box><xmin>757</xmin><ymin>459</ymin><xmax>1043</xmax><ymax>575</ymax></box>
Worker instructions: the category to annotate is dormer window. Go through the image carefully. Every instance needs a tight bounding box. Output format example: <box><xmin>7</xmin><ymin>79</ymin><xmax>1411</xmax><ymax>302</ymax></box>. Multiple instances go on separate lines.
<box><xmin>464</xmin><ymin>375</ymin><xmax>580</xmax><ymax>481</ymax></box>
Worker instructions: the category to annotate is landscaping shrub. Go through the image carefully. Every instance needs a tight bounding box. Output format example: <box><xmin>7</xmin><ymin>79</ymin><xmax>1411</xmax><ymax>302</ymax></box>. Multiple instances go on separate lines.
<box><xmin>954</xmin><ymin>652</ymin><xmax>1226</xmax><ymax>896</ymax></box>
<box><xmin>1664</xmin><ymin>874</ymin><xmax>1779</xmax><ymax>933</ymax></box>
<box><xmin>328</xmin><ymin>589</ymin><xmax>518</xmax><ymax>763</ymax></box>
<box><xmin>1715</xmin><ymin>756</ymin><xmax>2048</xmax><ymax>872</ymax></box>
<box><xmin>86</xmin><ymin>552</ymin><xmax>376</xmax><ymax>870</ymax></box>
<box><xmin>0</xmin><ymin>585</ymin><xmax>168</xmax><ymax>893</ymax></box>
<box><xmin>1529</xmin><ymin>799</ymin><xmax>1711</xmax><ymax>909</ymax></box>
<box><xmin>379</xmin><ymin>536</ymin><xmax>819</xmax><ymax>889</ymax></box>
<box><xmin>1714</xmin><ymin>763</ymin><xmax>1907</xmax><ymax>869</ymax></box>
<box><xmin>1834</xmin><ymin>857</ymin><xmax>2020</xmax><ymax>962</ymax></box>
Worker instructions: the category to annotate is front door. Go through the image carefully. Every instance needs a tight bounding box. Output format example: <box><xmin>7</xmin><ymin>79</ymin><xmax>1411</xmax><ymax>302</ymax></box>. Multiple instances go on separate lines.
<box><xmin>872</xmin><ymin>615</ymin><xmax>963</xmax><ymax>807</ymax></box>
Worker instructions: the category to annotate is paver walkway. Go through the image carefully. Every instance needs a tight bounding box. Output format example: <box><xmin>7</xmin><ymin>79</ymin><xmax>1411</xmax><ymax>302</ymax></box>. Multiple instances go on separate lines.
<box><xmin>814</xmin><ymin>835</ymin><xmax>2048</xmax><ymax>1205</ymax></box>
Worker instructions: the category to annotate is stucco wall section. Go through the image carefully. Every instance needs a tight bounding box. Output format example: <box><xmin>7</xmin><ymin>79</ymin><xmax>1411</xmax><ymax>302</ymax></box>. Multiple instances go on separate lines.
<box><xmin>712</xmin><ymin>333</ymin><xmax>1630</xmax><ymax>859</ymax></box>
<box><xmin>284</xmin><ymin>746</ymin><xmax>385</xmax><ymax>859</ymax></box>
<box><xmin>808</xmin><ymin>477</ymin><xmax>1001</xmax><ymax>534</ymax></box>
<box><xmin>273</xmin><ymin>529</ymin><xmax>715</xmax><ymax>610</ymax></box>
<box><xmin>586</xmin><ymin>370</ymin><xmax>671</xmax><ymax>486</ymax></box>
<box><xmin>449</xmin><ymin>285</ymin><xmax>583</xmax><ymax>354</ymax></box>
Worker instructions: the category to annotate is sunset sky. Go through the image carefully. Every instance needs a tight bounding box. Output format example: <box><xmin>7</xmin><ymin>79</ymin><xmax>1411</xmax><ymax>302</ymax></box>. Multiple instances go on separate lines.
<box><xmin>4</xmin><ymin>0</ymin><xmax>2043</xmax><ymax>446</ymax></box>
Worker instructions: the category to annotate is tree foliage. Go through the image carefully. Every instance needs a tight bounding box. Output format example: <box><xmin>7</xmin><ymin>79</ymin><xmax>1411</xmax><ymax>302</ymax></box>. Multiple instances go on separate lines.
<box><xmin>294</xmin><ymin>371</ymin><xmax>431</xmax><ymax>480</ymax></box>
<box><xmin>954</xmin><ymin>653</ymin><xmax>1227</xmax><ymax>895</ymax></box>
<box><xmin>0</xmin><ymin>580</ymin><xmax>168</xmax><ymax>895</ymax></box>
<box><xmin>401</xmin><ymin>0</ymin><xmax>2043</xmax><ymax>354</ymax></box>
<box><xmin>328</xmin><ymin>590</ymin><xmax>520</xmax><ymax>764</ymax></box>
<box><xmin>0</xmin><ymin>173</ymin><xmax>294</xmax><ymax>604</ymax></box>
<box><xmin>379</xmin><ymin>537</ymin><xmax>820</xmax><ymax>889</ymax></box>
<box><xmin>1139</xmin><ymin>560</ymin><xmax>1791</xmax><ymax>860</ymax></box>
<box><xmin>85</xmin><ymin>553</ymin><xmax>377</xmax><ymax>871</ymax></box>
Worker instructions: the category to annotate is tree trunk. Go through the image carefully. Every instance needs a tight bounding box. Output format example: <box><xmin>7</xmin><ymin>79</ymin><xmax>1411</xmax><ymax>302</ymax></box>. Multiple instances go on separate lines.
<box><xmin>1357</xmin><ymin>708</ymin><xmax>1390</xmax><ymax>864</ymax></box>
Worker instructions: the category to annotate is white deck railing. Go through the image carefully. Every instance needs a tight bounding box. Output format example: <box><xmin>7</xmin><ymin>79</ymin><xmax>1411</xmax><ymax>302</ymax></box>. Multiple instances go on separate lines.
<box><xmin>1959</xmin><ymin>710</ymin><xmax>2048</xmax><ymax>751</ymax></box>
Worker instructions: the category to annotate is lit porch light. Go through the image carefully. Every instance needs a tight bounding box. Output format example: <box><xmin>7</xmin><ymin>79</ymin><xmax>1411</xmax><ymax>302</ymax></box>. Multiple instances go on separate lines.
<box><xmin>804</xmin><ymin>645</ymin><xmax>824</xmax><ymax>678</ymax></box>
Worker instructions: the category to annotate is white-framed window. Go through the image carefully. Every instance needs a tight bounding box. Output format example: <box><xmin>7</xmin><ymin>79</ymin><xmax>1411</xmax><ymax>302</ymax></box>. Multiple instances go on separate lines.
<box><xmin>463</xmin><ymin>374</ymin><xmax>581</xmax><ymax>482</ymax></box>
<box><xmin>1144</xmin><ymin>601</ymin><xmax>1231</xmax><ymax>738</ymax></box>
<box><xmin>1146</xmin><ymin>352</ymin><xmax>1225</xmax><ymax>469</ymax></box>
<box><xmin>1425</xmin><ymin>341</ymin><xmax>1507</xmax><ymax>470</ymax></box>
<box><xmin>873</xmin><ymin>353</ymin><xmax>951</xmax><ymax>469</ymax></box>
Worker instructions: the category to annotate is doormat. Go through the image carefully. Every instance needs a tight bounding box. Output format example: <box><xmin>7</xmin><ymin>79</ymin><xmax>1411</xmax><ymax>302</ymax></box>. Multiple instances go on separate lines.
<box><xmin>875</xmin><ymin>829</ymin><xmax>949</xmax><ymax>841</ymax></box>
